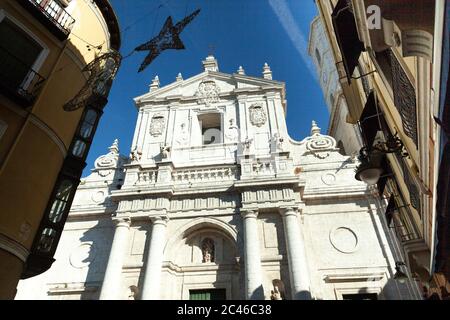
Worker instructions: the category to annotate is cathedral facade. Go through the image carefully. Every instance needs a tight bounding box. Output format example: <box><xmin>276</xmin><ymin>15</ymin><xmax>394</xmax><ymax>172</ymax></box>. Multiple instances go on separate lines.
<box><xmin>17</xmin><ymin>56</ymin><xmax>420</xmax><ymax>300</ymax></box>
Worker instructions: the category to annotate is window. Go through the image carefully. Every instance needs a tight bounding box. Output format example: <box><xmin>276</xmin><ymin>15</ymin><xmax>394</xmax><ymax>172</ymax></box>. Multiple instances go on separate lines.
<box><xmin>36</xmin><ymin>228</ymin><xmax>57</xmax><ymax>253</ymax></box>
<box><xmin>198</xmin><ymin>113</ymin><xmax>222</xmax><ymax>145</ymax></box>
<box><xmin>189</xmin><ymin>289</ymin><xmax>226</xmax><ymax>300</ymax></box>
<box><xmin>315</xmin><ymin>48</ymin><xmax>321</xmax><ymax>65</ymax></box>
<box><xmin>0</xmin><ymin>17</ymin><xmax>44</xmax><ymax>100</ymax></box>
<box><xmin>70</xmin><ymin>108</ymin><xmax>99</xmax><ymax>159</ymax></box>
<box><xmin>48</xmin><ymin>179</ymin><xmax>75</xmax><ymax>223</ymax></box>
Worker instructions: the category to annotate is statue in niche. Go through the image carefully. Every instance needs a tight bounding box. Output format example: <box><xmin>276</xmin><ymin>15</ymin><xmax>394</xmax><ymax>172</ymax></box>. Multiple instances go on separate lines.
<box><xmin>127</xmin><ymin>286</ymin><xmax>139</xmax><ymax>300</ymax></box>
<box><xmin>270</xmin><ymin>279</ymin><xmax>285</xmax><ymax>300</ymax></box>
<box><xmin>201</xmin><ymin>238</ymin><xmax>215</xmax><ymax>263</ymax></box>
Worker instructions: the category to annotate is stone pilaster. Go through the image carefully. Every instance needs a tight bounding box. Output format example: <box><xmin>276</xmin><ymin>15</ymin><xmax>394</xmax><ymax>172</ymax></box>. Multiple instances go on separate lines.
<box><xmin>280</xmin><ymin>208</ymin><xmax>311</xmax><ymax>300</ymax></box>
<box><xmin>99</xmin><ymin>217</ymin><xmax>131</xmax><ymax>300</ymax></box>
<box><xmin>141</xmin><ymin>216</ymin><xmax>169</xmax><ymax>300</ymax></box>
<box><xmin>241</xmin><ymin>210</ymin><xmax>264</xmax><ymax>300</ymax></box>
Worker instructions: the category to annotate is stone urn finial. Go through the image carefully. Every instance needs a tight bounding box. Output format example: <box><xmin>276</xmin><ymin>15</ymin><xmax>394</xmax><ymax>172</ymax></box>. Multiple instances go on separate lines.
<box><xmin>311</xmin><ymin>120</ymin><xmax>321</xmax><ymax>135</ymax></box>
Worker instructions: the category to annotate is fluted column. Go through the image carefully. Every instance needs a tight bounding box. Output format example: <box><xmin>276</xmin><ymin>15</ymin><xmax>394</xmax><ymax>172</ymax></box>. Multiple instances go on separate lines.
<box><xmin>281</xmin><ymin>208</ymin><xmax>311</xmax><ymax>300</ymax></box>
<box><xmin>141</xmin><ymin>216</ymin><xmax>168</xmax><ymax>300</ymax></box>
<box><xmin>100</xmin><ymin>217</ymin><xmax>131</xmax><ymax>300</ymax></box>
<box><xmin>241</xmin><ymin>210</ymin><xmax>264</xmax><ymax>300</ymax></box>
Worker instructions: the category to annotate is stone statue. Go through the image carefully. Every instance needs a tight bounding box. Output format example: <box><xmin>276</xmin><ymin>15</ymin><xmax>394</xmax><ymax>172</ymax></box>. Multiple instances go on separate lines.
<box><xmin>202</xmin><ymin>238</ymin><xmax>215</xmax><ymax>263</ymax></box>
<box><xmin>160</xmin><ymin>145</ymin><xmax>171</xmax><ymax>159</ymax></box>
<box><xmin>270</xmin><ymin>286</ymin><xmax>282</xmax><ymax>300</ymax></box>
<box><xmin>130</xmin><ymin>146</ymin><xmax>142</xmax><ymax>162</ymax></box>
<box><xmin>271</xmin><ymin>133</ymin><xmax>284</xmax><ymax>152</ymax></box>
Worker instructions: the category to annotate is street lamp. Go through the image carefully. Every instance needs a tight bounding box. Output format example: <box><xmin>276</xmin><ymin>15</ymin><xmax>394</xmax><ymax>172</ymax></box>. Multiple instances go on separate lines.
<box><xmin>355</xmin><ymin>133</ymin><xmax>406</xmax><ymax>185</ymax></box>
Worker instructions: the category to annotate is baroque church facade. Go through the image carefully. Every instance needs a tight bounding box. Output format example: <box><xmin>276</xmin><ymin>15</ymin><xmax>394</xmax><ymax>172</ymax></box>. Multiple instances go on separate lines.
<box><xmin>17</xmin><ymin>56</ymin><xmax>420</xmax><ymax>300</ymax></box>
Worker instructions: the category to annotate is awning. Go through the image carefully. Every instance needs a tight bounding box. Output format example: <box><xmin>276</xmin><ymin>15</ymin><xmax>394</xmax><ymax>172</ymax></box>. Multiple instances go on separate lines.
<box><xmin>332</xmin><ymin>0</ymin><xmax>366</xmax><ymax>84</ymax></box>
<box><xmin>439</xmin><ymin>1</ymin><xmax>450</xmax><ymax>136</ymax></box>
<box><xmin>385</xmin><ymin>194</ymin><xmax>396</xmax><ymax>227</ymax></box>
<box><xmin>359</xmin><ymin>92</ymin><xmax>379</xmax><ymax>148</ymax></box>
<box><xmin>434</xmin><ymin>0</ymin><xmax>450</xmax><ymax>276</ymax></box>
<box><xmin>377</xmin><ymin>154</ymin><xmax>392</xmax><ymax>196</ymax></box>
<box><xmin>435</xmin><ymin>140</ymin><xmax>450</xmax><ymax>274</ymax></box>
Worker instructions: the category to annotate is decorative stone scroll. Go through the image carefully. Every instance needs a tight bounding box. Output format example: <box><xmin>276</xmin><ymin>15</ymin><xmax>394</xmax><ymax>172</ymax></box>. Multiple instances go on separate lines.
<box><xmin>94</xmin><ymin>139</ymin><xmax>120</xmax><ymax>176</ymax></box>
<box><xmin>305</xmin><ymin>121</ymin><xmax>337</xmax><ymax>159</ymax></box>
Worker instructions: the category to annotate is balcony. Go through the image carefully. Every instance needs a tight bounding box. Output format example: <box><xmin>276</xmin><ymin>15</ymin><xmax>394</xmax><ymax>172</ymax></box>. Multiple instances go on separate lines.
<box><xmin>19</xmin><ymin>0</ymin><xmax>75</xmax><ymax>40</ymax></box>
<box><xmin>0</xmin><ymin>46</ymin><xmax>46</xmax><ymax>106</ymax></box>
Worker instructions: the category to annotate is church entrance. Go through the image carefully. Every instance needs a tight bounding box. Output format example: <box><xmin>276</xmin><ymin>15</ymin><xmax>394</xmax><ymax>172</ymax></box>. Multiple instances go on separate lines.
<box><xmin>189</xmin><ymin>289</ymin><xmax>227</xmax><ymax>300</ymax></box>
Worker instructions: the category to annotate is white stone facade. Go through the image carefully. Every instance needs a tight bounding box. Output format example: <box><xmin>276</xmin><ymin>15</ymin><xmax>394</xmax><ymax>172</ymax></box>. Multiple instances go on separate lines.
<box><xmin>17</xmin><ymin>56</ymin><xmax>421</xmax><ymax>300</ymax></box>
<box><xmin>308</xmin><ymin>16</ymin><xmax>363</xmax><ymax>156</ymax></box>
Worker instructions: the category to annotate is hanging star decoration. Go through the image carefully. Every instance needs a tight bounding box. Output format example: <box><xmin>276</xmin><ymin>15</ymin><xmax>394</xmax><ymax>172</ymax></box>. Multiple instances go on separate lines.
<box><xmin>63</xmin><ymin>50</ymin><xmax>122</xmax><ymax>111</ymax></box>
<box><xmin>134</xmin><ymin>9</ymin><xmax>201</xmax><ymax>73</ymax></box>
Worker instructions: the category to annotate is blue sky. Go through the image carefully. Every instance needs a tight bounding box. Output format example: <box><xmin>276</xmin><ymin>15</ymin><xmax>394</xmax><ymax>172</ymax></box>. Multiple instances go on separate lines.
<box><xmin>83</xmin><ymin>0</ymin><xmax>329</xmax><ymax>176</ymax></box>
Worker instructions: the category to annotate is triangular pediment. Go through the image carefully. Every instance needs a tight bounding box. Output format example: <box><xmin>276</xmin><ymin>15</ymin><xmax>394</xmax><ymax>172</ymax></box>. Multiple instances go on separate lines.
<box><xmin>134</xmin><ymin>70</ymin><xmax>284</xmax><ymax>104</ymax></box>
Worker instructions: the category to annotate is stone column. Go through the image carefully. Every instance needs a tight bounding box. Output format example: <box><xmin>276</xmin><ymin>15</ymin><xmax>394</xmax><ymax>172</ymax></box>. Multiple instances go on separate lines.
<box><xmin>141</xmin><ymin>216</ymin><xmax>168</xmax><ymax>300</ymax></box>
<box><xmin>281</xmin><ymin>208</ymin><xmax>311</xmax><ymax>300</ymax></box>
<box><xmin>241</xmin><ymin>210</ymin><xmax>264</xmax><ymax>300</ymax></box>
<box><xmin>100</xmin><ymin>217</ymin><xmax>131</xmax><ymax>300</ymax></box>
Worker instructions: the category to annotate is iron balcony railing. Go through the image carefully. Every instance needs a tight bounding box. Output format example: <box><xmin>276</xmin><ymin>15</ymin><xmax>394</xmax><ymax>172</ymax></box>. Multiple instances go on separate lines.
<box><xmin>0</xmin><ymin>46</ymin><xmax>46</xmax><ymax>105</ymax></box>
<box><xmin>25</xmin><ymin>0</ymin><xmax>75</xmax><ymax>37</ymax></box>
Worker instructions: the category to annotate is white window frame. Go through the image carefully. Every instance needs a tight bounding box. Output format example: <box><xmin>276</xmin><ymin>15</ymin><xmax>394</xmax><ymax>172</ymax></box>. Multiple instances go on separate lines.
<box><xmin>0</xmin><ymin>9</ymin><xmax>50</xmax><ymax>91</ymax></box>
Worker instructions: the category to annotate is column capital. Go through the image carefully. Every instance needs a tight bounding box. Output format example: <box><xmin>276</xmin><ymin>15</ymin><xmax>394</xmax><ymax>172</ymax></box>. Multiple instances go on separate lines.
<box><xmin>279</xmin><ymin>207</ymin><xmax>300</xmax><ymax>217</ymax></box>
<box><xmin>241</xmin><ymin>210</ymin><xmax>259</xmax><ymax>219</ymax></box>
<box><xmin>150</xmin><ymin>215</ymin><xmax>169</xmax><ymax>226</ymax></box>
<box><xmin>112</xmin><ymin>216</ymin><xmax>131</xmax><ymax>228</ymax></box>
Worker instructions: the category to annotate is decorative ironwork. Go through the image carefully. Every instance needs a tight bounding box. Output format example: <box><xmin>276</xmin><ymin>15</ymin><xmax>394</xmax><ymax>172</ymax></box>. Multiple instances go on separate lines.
<box><xmin>388</xmin><ymin>49</ymin><xmax>419</xmax><ymax>147</ymax></box>
<box><xmin>26</xmin><ymin>0</ymin><xmax>75</xmax><ymax>36</ymax></box>
<box><xmin>134</xmin><ymin>9</ymin><xmax>201</xmax><ymax>72</ymax></box>
<box><xmin>63</xmin><ymin>50</ymin><xmax>122</xmax><ymax>111</ymax></box>
<box><xmin>394</xmin><ymin>151</ymin><xmax>421</xmax><ymax>213</ymax></box>
<box><xmin>0</xmin><ymin>45</ymin><xmax>46</xmax><ymax>105</ymax></box>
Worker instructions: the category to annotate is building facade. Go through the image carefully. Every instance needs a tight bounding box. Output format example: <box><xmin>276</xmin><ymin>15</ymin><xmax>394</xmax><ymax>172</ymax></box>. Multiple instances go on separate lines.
<box><xmin>17</xmin><ymin>56</ymin><xmax>420</xmax><ymax>300</ymax></box>
<box><xmin>308</xmin><ymin>16</ymin><xmax>363</xmax><ymax>156</ymax></box>
<box><xmin>0</xmin><ymin>0</ymin><xmax>120</xmax><ymax>299</ymax></box>
<box><xmin>314</xmin><ymin>0</ymin><xmax>450</xmax><ymax>299</ymax></box>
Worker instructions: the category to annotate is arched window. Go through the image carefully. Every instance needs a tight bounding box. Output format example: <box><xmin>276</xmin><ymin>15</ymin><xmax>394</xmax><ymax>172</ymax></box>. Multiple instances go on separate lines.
<box><xmin>201</xmin><ymin>238</ymin><xmax>215</xmax><ymax>263</ymax></box>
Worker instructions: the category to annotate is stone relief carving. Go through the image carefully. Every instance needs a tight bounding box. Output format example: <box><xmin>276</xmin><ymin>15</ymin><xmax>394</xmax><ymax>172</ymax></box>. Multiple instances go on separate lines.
<box><xmin>196</xmin><ymin>79</ymin><xmax>220</xmax><ymax>106</ymax></box>
<box><xmin>249</xmin><ymin>104</ymin><xmax>267</xmax><ymax>127</ymax></box>
<box><xmin>150</xmin><ymin>115</ymin><xmax>165</xmax><ymax>136</ymax></box>
<box><xmin>270</xmin><ymin>133</ymin><xmax>284</xmax><ymax>152</ymax></box>
<box><xmin>225</xmin><ymin>119</ymin><xmax>239</xmax><ymax>142</ymax></box>
<box><xmin>175</xmin><ymin>122</ymin><xmax>190</xmax><ymax>146</ymax></box>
